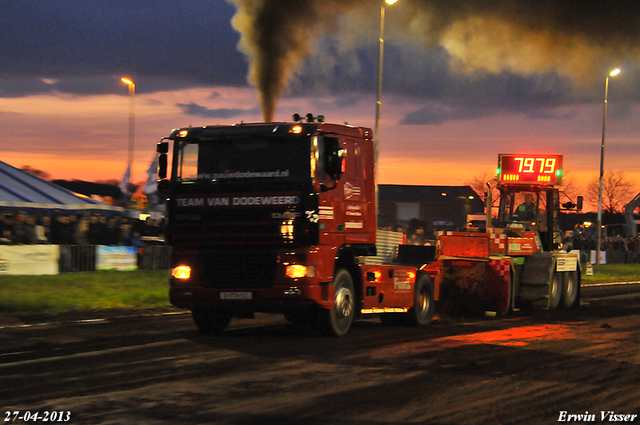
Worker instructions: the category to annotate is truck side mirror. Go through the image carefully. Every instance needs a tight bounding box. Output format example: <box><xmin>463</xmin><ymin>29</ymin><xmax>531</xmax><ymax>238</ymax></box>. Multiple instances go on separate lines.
<box><xmin>576</xmin><ymin>196</ymin><xmax>583</xmax><ymax>211</ymax></box>
<box><xmin>157</xmin><ymin>141</ymin><xmax>169</xmax><ymax>180</ymax></box>
<box><xmin>157</xmin><ymin>141</ymin><xmax>169</xmax><ymax>154</ymax></box>
<box><xmin>158</xmin><ymin>154</ymin><xmax>168</xmax><ymax>179</ymax></box>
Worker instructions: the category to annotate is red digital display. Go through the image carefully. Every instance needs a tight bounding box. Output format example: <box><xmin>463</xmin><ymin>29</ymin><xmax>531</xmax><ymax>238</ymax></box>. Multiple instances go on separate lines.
<box><xmin>498</xmin><ymin>154</ymin><xmax>563</xmax><ymax>186</ymax></box>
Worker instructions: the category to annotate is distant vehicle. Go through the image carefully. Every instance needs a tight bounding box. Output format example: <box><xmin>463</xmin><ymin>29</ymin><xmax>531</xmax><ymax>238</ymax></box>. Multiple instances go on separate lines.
<box><xmin>466</xmin><ymin>214</ymin><xmax>487</xmax><ymax>231</ymax></box>
<box><xmin>623</xmin><ymin>193</ymin><xmax>640</xmax><ymax>237</ymax></box>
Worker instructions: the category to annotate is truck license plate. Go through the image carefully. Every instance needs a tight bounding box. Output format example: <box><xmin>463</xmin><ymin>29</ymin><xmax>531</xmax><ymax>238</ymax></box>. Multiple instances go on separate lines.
<box><xmin>220</xmin><ymin>292</ymin><xmax>253</xmax><ymax>300</ymax></box>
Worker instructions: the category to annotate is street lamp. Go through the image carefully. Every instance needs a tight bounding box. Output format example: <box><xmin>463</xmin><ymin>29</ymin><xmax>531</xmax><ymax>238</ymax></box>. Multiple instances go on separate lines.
<box><xmin>374</xmin><ymin>0</ymin><xmax>398</xmax><ymax>167</ymax></box>
<box><xmin>596</xmin><ymin>68</ymin><xmax>620</xmax><ymax>265</ymax></box>
<box><xmin>374</xmin><ymin>0</ymin><xmax>398</xmax><ymax>227</ymax></box>
<box><xmin>121</xmin><ymin>77</ymin><xmax>135</xmax><ymax>194</ymax></box>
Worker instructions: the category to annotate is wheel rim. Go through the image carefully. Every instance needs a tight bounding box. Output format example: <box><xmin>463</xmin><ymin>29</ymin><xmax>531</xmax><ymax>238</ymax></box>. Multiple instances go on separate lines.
<box><xmin>418</xmin><ymin>287</ymin><xmax>430</xmax><ymax>319</ymax></box>
<box><xmin>334</xmin><ymin>286</ymin><xmax>353</xmax><ymax>318</ymax></box>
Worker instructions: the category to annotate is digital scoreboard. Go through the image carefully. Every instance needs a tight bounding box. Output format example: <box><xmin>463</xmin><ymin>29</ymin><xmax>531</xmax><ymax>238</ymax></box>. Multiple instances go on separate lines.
<box><xmin>497</xmin><ymin>154</ymin><xmax>563</xmax><ymax>186</ymax></box>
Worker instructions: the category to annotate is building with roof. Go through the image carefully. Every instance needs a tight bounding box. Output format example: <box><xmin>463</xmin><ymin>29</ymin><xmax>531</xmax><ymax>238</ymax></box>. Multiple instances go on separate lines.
<box><xmin>378</xmin><ymin>184</ymin><xmax>485</xmax><ymax>231</ymax></box>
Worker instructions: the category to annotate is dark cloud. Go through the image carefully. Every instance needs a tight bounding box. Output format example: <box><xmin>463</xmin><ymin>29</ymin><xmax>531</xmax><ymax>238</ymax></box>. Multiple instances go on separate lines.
<box><xmin>3</xmin><ymin>0</ymin><xmax>640</xmax><ymax>126</ymax></box>
<box><xmin>401</xmin><ymin>104</ymin><xmax>491</xmax><ymax>125</ymax></box>
<box><xmin>0</xmin><ymin>0</ymin><xmax>247</xmax><ymax>96</ymax></box>
<box><xmin>176</xmin><ymin>103</ymin><xmax>258</xmax><ymax>119</ymax></box>
<box><xmin>227</xmin><ymin>0</ymin><xmax>640</xmax><ymax>121</ymax></box>
<box><xmin>0</xmin><ymin>75</ymin><xmax>222</xmax><ymax>98</ymax></box>
<box><xmin>400</xmin><ymin>71</ymin><xmax>580</xmax><ymax>124</ymax></box>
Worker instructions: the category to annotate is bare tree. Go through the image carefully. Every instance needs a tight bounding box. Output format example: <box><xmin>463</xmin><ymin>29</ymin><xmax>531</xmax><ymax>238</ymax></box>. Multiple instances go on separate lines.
<box><xmin>557</xmin><ymin>171</ymin><xmax>582</xmax><ymax>207</ymax></box>
<box><xmin>467</xmin><ymin>171</ymin><xmax>499</xmax><ymax>208</ymax></box>
<box><xmin>586</xmin><ymin>170</ymin><xmax>636</xmax><ymax>213</ymax></box>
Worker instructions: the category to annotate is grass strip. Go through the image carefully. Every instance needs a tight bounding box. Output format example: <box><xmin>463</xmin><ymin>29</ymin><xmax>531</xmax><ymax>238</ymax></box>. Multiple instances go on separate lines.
<box><xmin>0</xmin><ymin>264</ymin><xmax>637</xmax><ymax>316</ymax></box>
<box><xmin>581</xmin><ymin>263</ymin><xmax>640</xmax><ymax>284</ymax></box>
<box><xmin>0</xmin><ymin>270</ymin><xmax>171</xmax><ymax>316</ymax></box>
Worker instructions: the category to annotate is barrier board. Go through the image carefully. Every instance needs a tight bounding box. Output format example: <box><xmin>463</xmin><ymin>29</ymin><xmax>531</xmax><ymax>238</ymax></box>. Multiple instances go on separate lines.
<box><xmin>96</xmin><ymin>246</ymin><xmax>137</xmax><ymax>271</ymax></box>
<box><xmin>0</xmin><ymin>245</ymin><xmax>60</xmax><ymax>275</ymax></box>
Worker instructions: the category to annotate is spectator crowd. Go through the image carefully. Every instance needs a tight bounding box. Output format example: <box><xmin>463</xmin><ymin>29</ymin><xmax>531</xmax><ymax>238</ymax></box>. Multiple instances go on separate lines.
<box><xmin>5</xmin><ymin>210</ymin><xmax>637</xmax><ymax>264</ymax></box>
<box><xmin>570</xmin><ymin>230</ymin><xmax>640</xmax><ymax>264</ymax></box>
<box><xmin>0</xmin><ymin>210</ymin><xmax>163</xmax><ymax>247</ymax></box>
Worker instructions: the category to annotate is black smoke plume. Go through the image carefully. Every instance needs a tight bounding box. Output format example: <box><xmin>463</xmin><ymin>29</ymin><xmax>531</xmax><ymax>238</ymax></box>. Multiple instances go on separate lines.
<box><xmin>228</xmin><ymin>0</ymin><xmax>640</xmax><ymax>121</ymax></box>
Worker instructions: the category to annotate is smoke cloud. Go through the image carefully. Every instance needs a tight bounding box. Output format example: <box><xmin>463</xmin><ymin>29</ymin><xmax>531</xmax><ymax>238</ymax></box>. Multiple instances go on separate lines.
<box><xmin>227</xmin><ymin>0</ymin><xmax>640</xmax><ymax>121</ymax></box>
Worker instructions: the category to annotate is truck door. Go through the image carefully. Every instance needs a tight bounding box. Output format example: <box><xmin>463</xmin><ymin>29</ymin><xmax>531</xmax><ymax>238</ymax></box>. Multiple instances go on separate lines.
<box><xmin>342</xmin><ymin>137</ymin><xmax>368</xmax><ymax>243</ymax></box>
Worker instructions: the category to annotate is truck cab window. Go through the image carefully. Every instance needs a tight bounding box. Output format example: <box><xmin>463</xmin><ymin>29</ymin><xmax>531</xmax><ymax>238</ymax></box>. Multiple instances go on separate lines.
<box><xmin>178</xmin><ymin>142</ymin><xmax>199</xmax><ymax>180</ymax></box>
<box><xmin>176</xmin><ymin>137</ymin><xmax>311</xmax><ymax>183</ymax></box>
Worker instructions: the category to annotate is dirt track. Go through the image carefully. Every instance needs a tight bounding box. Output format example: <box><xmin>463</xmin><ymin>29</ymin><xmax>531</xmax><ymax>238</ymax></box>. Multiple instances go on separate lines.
<box><xmin>1</xmin><ymin>283</ymin><xmax>639</xmax><ymax>424</ymax></box>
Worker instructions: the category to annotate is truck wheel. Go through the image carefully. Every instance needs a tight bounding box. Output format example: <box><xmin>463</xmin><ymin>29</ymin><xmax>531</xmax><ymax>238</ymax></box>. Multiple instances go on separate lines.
<box><xmin>561</xmin><ymin>271</ymin><xmax>578</xmax><ymax>309</ymax></box>
<box><xmin>321</xmin><ymin>269</ymin><xmax>355</xmax><ymax>337</ymax></box>
<box><xmin>549</xmin><ymin>272</ymin><xmax>562</xmax><ymax>309</ymax></box>
<box><xmin>407</xmin><ymin>273</ymin><xmax>434</xmax><ymax>327</ymax></box>
<box><xmin>191</xmin><ymin>308</ymin><xmax>232</xmax><ymax>335</ymax></box>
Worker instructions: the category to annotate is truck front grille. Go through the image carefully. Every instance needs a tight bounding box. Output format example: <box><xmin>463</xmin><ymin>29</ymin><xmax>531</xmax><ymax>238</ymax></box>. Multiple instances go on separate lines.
<box><xmin>199</xmin><ymin>247</ymin><xmax>278</xmax><ymax>289</ymax></box>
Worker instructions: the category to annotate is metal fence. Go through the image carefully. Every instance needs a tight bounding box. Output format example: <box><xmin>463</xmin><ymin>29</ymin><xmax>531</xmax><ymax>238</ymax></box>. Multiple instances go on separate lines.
<box><xmin>58</xmin><ymin>245</ymin><xmax>170</xmax><ymax>273</ymax></box>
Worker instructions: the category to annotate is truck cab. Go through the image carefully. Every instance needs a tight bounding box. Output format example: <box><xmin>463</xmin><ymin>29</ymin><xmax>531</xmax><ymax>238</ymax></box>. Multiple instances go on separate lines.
<box><xmin>158</xmin><ymin>115</ymin><xmax>434</xmax><ymax>336</ymax></box>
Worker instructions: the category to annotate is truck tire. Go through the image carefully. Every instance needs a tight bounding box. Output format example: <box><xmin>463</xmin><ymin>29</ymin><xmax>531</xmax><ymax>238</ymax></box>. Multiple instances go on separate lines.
<box><xmin>561</xmin><ymin>271</ymin><xmax>579</xmax><ymax>309</ymax></box>
<box><xmin>407</xmin><ymin>273</ymin><xmax>434</xmax><ymax>327</ymax></box>
<box><xmin>191</xmin><ymin>308</ymin><xmax>232</xmax><ymax>335</ymax></box>
<box><xmin>321</xmin><ymin>268</ymin><xmax>355</xmax><ymax>337</ymax></box>
<box><xmin>549</xmin><ymin>272</ymin><xmax>562</xmax><ymax>309</ymax></box>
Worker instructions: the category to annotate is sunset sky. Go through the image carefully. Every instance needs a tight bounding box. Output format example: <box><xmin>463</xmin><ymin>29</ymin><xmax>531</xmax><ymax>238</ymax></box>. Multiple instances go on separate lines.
<box><xmin>2</xmin><ymin>0</ymin><xmax>639</xmax><ymax>210</ymax></box>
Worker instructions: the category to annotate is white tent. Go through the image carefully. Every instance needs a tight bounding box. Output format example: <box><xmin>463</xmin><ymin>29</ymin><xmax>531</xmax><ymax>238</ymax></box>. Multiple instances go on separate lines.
<box><xmin>0</xmin><ymin>160</ymin><xmax>123</xmax><ymax>212</ymax></box>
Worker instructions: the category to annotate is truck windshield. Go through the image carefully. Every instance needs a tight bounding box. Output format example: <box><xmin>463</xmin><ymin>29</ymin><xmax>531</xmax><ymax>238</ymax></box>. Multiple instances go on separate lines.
<box><xmin>176</xmin><ymin>136</ymin><xmax>311</xmax><ymax>184</ymax></box>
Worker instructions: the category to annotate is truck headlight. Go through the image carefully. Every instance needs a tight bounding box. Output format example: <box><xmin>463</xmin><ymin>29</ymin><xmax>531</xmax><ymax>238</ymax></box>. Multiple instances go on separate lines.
<box><xmin>285</xmin><ymin>265</ymin><xmax>316</xmax><ymax>279</ymax></box>
<box><xmin>172</xmin><ymin>265</ymin><xmax>191</xmax><ymax>280</ymax></box>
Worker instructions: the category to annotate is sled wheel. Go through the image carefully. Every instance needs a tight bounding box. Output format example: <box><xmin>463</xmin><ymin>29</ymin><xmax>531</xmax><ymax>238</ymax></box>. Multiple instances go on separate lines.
<box><xmin>549</xmin><ymin>272</ymin><xmax>562</xmax><ymax>309</ymax></box>
<box><xmin>407</xmin><ymin>273</ymin><xmax>434</xmax><ymax>327</ymax></box>
<box><xmin>561</xmin><ymin>271</ymin><xmax>579</xmax><ymax>309</ymax></box>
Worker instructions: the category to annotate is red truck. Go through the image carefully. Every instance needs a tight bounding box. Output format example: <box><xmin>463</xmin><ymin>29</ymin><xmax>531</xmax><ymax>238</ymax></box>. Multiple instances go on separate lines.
<box><xmin>156</xmin><ymin>117</ymin><xmax>582</xmax><ymax>336</ymax></box>
<box><xmin>156</xmin><ymin>115</ymin><xmax>439</xmax><ymax>336</ymax></box>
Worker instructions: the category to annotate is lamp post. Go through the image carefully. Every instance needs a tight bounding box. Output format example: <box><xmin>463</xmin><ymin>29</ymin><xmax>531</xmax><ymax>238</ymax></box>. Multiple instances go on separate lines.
<box><xmin>374</xmin><ymin>0</ymin><xmax>398</xmax><ymax>170</ymax></box>
<box><xmin>121</xmin><ymin>77</ymin><xmax>135</xmax><ymax>192</ymax></box>
<box><xmin>596</xmin><ymin>68</ymin><xmax>620</xmax><ymax>265</ymax></box>
<box><xmin>374</xmin><ymin>0</ymin><xmax>397</xmax><ymax>228</ymax></box>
